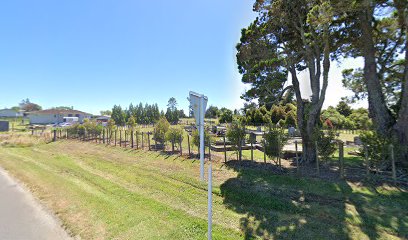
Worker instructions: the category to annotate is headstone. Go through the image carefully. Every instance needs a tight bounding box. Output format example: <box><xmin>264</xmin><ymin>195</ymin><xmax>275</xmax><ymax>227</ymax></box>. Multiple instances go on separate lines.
<box><xmin>288</xmin><ymin>126</ymin><xmax>296</xmax><ymax>137</ymax></box>
<box><xmin>354</xmin><ymin>136</ymin><xmax>362</xmax><ymax>145</ymax></box>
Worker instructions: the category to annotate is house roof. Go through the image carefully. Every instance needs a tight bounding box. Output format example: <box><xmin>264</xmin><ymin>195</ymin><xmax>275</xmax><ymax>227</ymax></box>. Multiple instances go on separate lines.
<box><xmin>28</xmin><ymin>109</ymin><xmax>92</xmax><ymax>116</ymax></box>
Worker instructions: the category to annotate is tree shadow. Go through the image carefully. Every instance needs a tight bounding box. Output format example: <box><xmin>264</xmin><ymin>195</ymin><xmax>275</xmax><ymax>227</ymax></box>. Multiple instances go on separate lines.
<box><xmin>220</xmin><ymin>160</ymin><xmax>408</xmax><ymax>239</ymax></box>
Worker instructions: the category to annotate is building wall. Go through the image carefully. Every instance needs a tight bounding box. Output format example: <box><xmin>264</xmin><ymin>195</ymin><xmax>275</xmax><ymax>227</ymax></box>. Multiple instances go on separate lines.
<box><xmin>29</xmin><ymin>114</ymin><xmax>62</xmax><ymax>124</ymax></box>
<box><xmin>29</xmin><ymin>113</ymin><xmax>92</xmax><ymax>124</ymax></box>
<box><xmin>0</xmin><ymin>109</ymin><xmax>22</xmax><ymax>118</ymax></box>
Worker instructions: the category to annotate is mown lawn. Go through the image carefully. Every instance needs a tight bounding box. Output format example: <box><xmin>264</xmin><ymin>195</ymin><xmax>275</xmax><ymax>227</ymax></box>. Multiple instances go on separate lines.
<box><xmin>0</xmin><ymin>138</ymin><xmax>407</xmax><ymax>239</ymax></box>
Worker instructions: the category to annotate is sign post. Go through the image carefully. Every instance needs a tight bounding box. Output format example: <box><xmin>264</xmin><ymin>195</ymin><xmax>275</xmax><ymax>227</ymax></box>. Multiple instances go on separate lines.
<box><xmin>189</xmin><ymin>91</ymin><xmax>208</xmax><ymax>181</ymax></box>
<box><xmin>189</xmin><ymin>91</ymin><xmax>211</xmax><ymax>240</ymax></box>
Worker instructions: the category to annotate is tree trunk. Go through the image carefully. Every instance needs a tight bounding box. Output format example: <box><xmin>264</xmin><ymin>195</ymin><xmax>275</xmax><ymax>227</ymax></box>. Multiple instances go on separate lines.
<box><xmin>359</xmin><ymin>3</ymin><xmax>395</xmax><ymax>136</ymax></box>
<box><xmin>393</xmin><ymin>13</ymin><xmax>408</xmax><ymax>164</ymax></box>
<box><xmin>290</xmin><ymin>67</ymin><xmax>318</xmax><ymax>163</ymax></box>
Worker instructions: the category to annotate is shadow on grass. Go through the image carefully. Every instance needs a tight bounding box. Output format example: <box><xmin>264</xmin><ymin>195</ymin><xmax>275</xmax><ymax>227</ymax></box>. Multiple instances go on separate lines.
<box><xmin>220</xmin><ymin>160</ymin><xmax>408</xmax><ymax>239</ymax></box>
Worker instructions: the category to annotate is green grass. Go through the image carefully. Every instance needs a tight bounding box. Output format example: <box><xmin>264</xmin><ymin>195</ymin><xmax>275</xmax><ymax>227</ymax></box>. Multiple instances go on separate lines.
<box><xmin>0</xmin><ymin>138</ymin><xmax>407</xmax><ymax>239</ymax></box>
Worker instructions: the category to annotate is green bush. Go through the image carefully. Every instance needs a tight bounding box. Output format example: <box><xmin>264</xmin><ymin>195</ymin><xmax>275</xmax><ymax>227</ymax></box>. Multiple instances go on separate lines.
<box><xmin>264</xmin><ymin>126</ymin><xmax>288</xmax><ymax>165</ymax></box>
<box><xmin>192</xmin><ymin>129</ymin><xmax>211</xmax><ymax>148</ymax></box>
<box><xmin>359</xmin><ymin>131</ymin><xmax>390</xmax><ymax>168</ymax></box>
<box><xmin>226</xmin><ymin>120</ymin><xmax>246</xmax><ymax>147</ymax></box>
<box><xmin>154</xmin><ymin>117</ymin><xmax>170</xmax><ymax>144</ymax></box>
<box><xmin>226</xmin><ymin>120</ymin><xmax>246</xmax><ymax>161</ymax></box>
<box><xmin>165</xmin><ymin>127</ymin><xmax>184</xmax><ymax>151</ymax></box>
<box><xmin>314</xmin><ymin>129</ymin><xmax>337</xmax><ymax>161</ymax></box>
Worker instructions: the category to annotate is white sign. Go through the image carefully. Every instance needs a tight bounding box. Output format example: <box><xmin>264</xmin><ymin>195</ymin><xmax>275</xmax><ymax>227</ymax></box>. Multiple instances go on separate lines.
<box><xmin>189</xmin><ymin>91</ymin><xmax>208</xmax><ymax>127</ymax></box>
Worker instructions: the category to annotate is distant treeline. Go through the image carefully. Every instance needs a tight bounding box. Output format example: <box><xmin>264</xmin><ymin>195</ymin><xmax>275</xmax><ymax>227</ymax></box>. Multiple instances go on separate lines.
<box><xmin>110</xmin><ymin>98</ymin><xmax>187</xmax><ymax>126</ymax></box>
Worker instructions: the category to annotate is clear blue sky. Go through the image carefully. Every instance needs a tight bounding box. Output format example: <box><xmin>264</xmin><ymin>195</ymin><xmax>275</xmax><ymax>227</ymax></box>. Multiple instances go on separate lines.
<box><xmin>0</xmin><ymin>0</ymin><xmax>258</xmax><ymax>114</ymax></box>
<box><xmin>0</xmin><ymin>1</ymin><xmax>366</xmax><ymax>115</ymax></box>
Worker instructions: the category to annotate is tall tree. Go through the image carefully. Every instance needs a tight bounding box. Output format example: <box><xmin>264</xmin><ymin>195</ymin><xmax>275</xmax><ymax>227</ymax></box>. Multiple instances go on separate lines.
<box><xmin>19</xmin><ymin>98</ymin><xmax>42</xmax><ymax>112</ymax></box>
<box><xmin>111</xmin><ymin>105</ymin><xmax>126</xmax><ymax>126</ymax></box>
<box><xmin>339</xmin><ymin>0</ymin><xmax>408</xmax><ymax>163</ymax></box>
<box><xmin>237</xmin><ymin>0</ymin><xmax>341</xmax><ymax>162</ymax></box>
<box><xmin>336</xmin><ymin>101</ymin><xmax>352</xmax><ymax>117</ymax></box>
<box><xmin>167</xmin><ymin>97</ymin><xmax>177</xmax><ymax>111</ymax></box>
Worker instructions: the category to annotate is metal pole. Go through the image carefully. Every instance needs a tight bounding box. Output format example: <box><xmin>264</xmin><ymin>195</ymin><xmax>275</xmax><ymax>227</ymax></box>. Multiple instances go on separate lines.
<box><xmin>207</xmin><ymin>160</ymin><xmax>212</xmax><ymax>240</ymax></box>
<box><xmin>199</xmin><ymin>97</ymin><xmax>205</xmax><ymax>181</ymax></box>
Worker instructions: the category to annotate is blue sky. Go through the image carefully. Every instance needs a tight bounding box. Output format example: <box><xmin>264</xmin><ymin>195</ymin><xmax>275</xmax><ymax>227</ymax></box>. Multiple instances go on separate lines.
<box><xmin>0</xmin><ymin>1</ymin><xmax>365</xmax><ymax>114</ymax></box>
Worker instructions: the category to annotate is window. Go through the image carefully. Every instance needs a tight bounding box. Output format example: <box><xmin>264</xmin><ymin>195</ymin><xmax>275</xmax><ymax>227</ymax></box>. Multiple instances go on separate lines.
<box><xmin>68</xmin><ymin>114</ymin><xmax>73</xmax><ymax>117</ymax></box>
<box><xmin>75</xmin><ymin>114</ymin><xmax>80</xmax><ymax>117</ymax></box>
<box><xmin>54</xmin><ymin>114</ymin><xmax>56</xmax><ymax>117</ymax></box>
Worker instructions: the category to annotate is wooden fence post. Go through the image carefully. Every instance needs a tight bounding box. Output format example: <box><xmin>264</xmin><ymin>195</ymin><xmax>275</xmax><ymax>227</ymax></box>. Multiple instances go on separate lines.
<box><xmin>223</xmin><ymin>135</ymin><xmax>227</xmax><ymax>163</ymax></box>
<box><xmin>103</xmin><ymin>129</ymin><xmax>105</xmax><ymax>144</ymax></box>
<box><xmin>238</xmin><ymin>137</ymin><xmax>242</xmax><ymax>161</ymax></box>
<box><xmin>263</xmin><ymin>138</ymin><xmax>266</xmax><ymax>164</ymax></box>
<box><xmin>365</xmin><ymin>145</ymin><xmax>370</xmax><ymax>178</ymax></box>
<box><xmin>390</xmin><ymin>144</ymin><xmax>396</xmax><ymax>183</ymax></box>
<box><xmin>53</xmin><ymin>129</ymin><xmax>57</xmax><ymax>142</ymax></box>
<box><xmin>315</xmin><ymin>141</ymin><xmax>320</xmax><ymax>176</ymax></box>
<box><xmin>131</xmin><ymin>130</ymin><xmax>134</xmax><ymax>148</ymax></box>
<box><xmin>339</xmin><ymin>141</ymin><xmax>344</xmax><ymax>179</ymax></box>
<box><xmin>119</xmin><ymin>130</ymin><xmax>122</xmax><ymax>147</ymax></box>
<box><xmin>188</xmin><ymin>133</ymin><xmax>191</xmax><ymax>157</ymax></box>
<box><xmin>136</xmin><ymin>132</ymin><xmax>139</xmax><ymax>149</ymax></box>
<box><xmin>278</xmin><ymin>134</ymin><xmax>281</xmax><ymax>167</ymax></box>
<box><xmin>154</xmin><ymin>129</ymin><xmax>157</xmax><ymax>150</ymax></box>
<box><xmin>125</xmin><ymin>130</ymin><xmax>127</xmax><ymax>148</ymax></box>
<box><xmin>180</xmin><ymin>138</ymin><xmax>183</xmax><ymax>156</ymax></box>
<box><xmin>142</xmin><ymin>132</ymin><xmax>144</xmax><ymax>149</ymax></box>
<box><xmin>250</xmin><ymin>133</ymin><xmax>254</xmax><ymax>161</ymax></box>
<box><xmin>114</xmin><ymin>130</ymin><xmax>117</xmax><ymax>146</ymax></box>
<box><xmin>148</xmin><ymin>132</ymin><xmax>151</xmax><ymax>151</ymax></box>
<box><xmin>295</xmin><ymin>140</ymin><xmax>299</xmax><ymax>175</ymax></box>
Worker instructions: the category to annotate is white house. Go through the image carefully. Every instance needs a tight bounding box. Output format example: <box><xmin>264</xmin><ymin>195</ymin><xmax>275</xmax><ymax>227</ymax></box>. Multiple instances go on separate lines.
<box><xmin>0</xmin><ymin>109</ymin><xmax>24</xmax><ymax>118</ymax></box>
<box><xmin>27</xmin><ymin>109</ymin><xmax>92</xmax><ymax>125</ymax></box>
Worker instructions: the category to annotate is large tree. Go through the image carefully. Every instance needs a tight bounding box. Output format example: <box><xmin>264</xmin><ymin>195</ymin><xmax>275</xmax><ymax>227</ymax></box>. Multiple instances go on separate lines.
<box><xmin>237</xmin><ymin>0</ymin><xmax>342</xmax><ymax>162</ymax></box>
<box><xmin>339</xmin><ymin>0</ymin><xmax>408</xmax><ymax>163</ymax></box>
<box><xmin>19</xmin><ymin>98</ymin><xmax>42</xmax><ymax>112</ymax></box>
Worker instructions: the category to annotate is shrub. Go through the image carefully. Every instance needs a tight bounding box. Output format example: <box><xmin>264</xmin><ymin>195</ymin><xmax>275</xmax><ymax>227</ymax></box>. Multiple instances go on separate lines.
<box><xmin>264</xmin><ymin>126</ymin><xmax>288</xmax><ymax>165</ymax></box>
<box><xmin>165</xmin><ymin>127</ymin><xmax>184</xmax><ymax>151</ymax></box>
<box><xmin>219</xmin><ymin>109</ymin><xmax>233</xmax><ymax>123</ymax></box>
<box><xmin>192</xmin><ymin>129</ymin><xmax>211</xmax><ymax>148</ymax></box>
<box><xmin>359</xmin><ymin>131</ymin><xmax>390</xmax><ymax>168</ymax></box>
<box><xmin>226</xmin><ymin>120</ymin><xmax>246</xmax><ymax>160</ymax></box>
<box><xmin>127</xmin><ymin>116</ymin><xmax>136</xmax><ymax>130</ymax></box>
<box><xmin>154</xmin><ymin>117</ymin><xmax>170</xmax><ymax>144</ymax></box>
<box><xmin>314</xmin><ymin>128</ymin><xmax>337</xmax><ymax>161</ymax></box>
<box><xmin>67</xmin><ymin>121</ymin><xmax>102</xmax><ymax>137</ymax></box>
